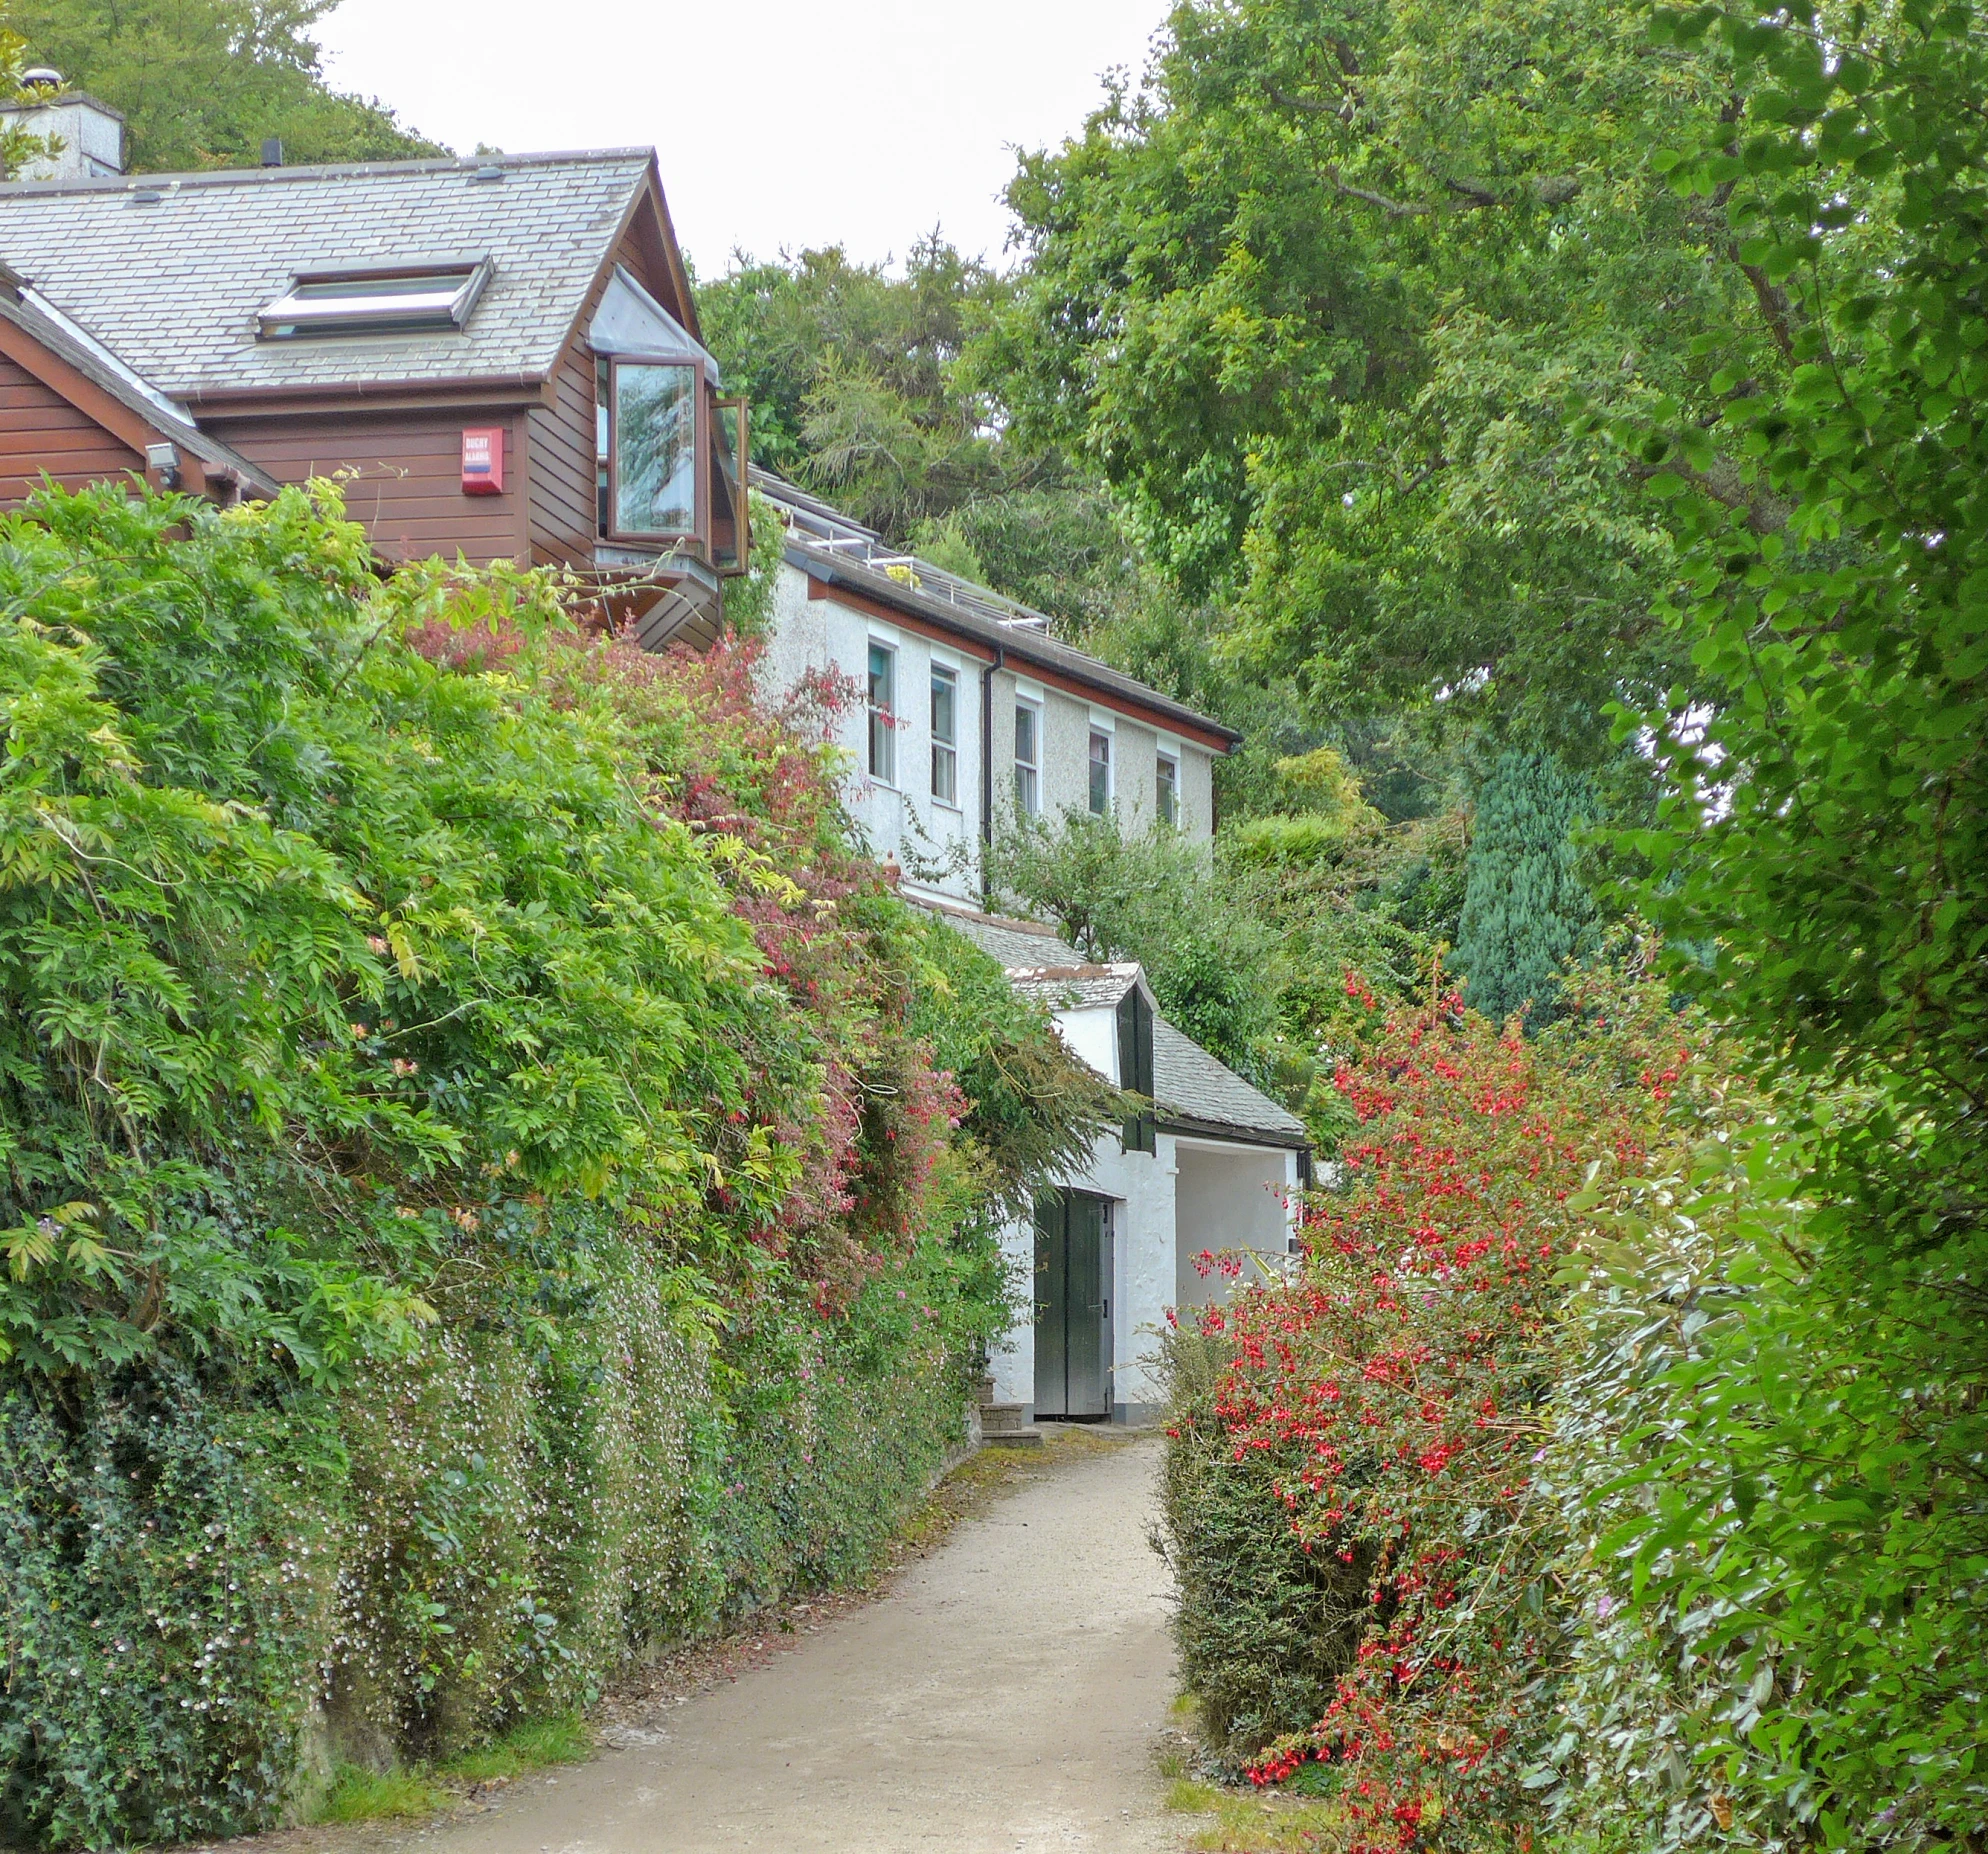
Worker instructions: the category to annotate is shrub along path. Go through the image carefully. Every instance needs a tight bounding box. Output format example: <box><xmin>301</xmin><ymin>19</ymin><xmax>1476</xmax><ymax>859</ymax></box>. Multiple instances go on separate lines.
<box><xmin>366</xmin><ymin>1432</ymin><xmax>1181</xmax><ymax>1853</ymax></box>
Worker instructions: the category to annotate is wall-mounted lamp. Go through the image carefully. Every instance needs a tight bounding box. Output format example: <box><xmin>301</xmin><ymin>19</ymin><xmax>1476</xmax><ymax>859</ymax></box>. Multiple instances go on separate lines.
<box><xmin>145</xmin><ymin>441</ymin><xmax>182</xmax><ymax>490</ymax></box>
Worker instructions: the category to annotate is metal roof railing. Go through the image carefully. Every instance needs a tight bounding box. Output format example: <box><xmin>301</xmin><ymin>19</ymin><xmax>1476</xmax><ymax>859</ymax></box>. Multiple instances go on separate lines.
<box><xmin>751</xmin><ymin>467</ymin><xmax>1055</xmax><ymax>632</ymax></box>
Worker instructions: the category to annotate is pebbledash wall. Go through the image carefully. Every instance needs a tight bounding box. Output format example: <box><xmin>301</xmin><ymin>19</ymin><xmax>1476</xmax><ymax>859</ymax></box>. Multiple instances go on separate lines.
<box><xmin>755</xmin><ymin>543</ymin><xmax>1219</xmax><ymax>910</ymax></box>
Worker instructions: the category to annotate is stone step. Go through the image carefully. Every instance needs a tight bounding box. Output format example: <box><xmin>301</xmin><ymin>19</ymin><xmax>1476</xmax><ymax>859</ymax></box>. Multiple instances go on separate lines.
<box><xmin>983</xmin><ymin>1425</ymin><xmax>1044</xmax><ymax>1449</ymax></box>
<box><xmin>979</xmin><ymin>1402</ymin><xmax>1031</xmax><ymax>1435</ymax></box>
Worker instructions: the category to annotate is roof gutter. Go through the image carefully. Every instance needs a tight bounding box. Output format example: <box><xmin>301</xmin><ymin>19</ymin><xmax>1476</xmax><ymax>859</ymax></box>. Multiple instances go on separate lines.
<box><xmin>180</xmin><ymin>368</ymin><xmax>549</xmax><ymax>411</ymax></box>
<box><xmin>1155</xmin><ymin>1111</ymin><xmax>1313</xmax><ymax>1156</ymax></box>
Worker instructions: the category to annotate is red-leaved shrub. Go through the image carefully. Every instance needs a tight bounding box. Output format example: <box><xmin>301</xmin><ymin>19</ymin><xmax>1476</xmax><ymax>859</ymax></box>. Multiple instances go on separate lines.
<box><xmin>1174</xmin><ymin>966</ymin><xmax>1714</xmax><ymax>1850</ymax></box>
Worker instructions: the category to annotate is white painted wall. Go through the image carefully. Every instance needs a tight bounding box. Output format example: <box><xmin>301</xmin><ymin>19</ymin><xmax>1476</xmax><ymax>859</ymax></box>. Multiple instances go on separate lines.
<box><xmin>756</xmin><ymin>563</ymin><xmax>982</xmax><ymax>905</ymax></box>
<box><xmin>1173</xmin><ymin>1140</ymin><xmax>1302</xmax><ymax>1312</ymax></box>
<box><xmin>760</xmin><ymin>558</ymin><xmax>1221</xmax><ymax>894</ymax></box>
<box><xmin>988</xmin><ymin>1125</ymin><xmax>1179</xmax><ymax>1424</ymax></box>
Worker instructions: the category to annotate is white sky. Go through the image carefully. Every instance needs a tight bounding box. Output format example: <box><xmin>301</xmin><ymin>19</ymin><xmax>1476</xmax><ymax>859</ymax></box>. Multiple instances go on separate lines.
<box><xmin>316</xmin><ymin>0</ymin><xmax>1171</xmax><ymax>278</ymax></box>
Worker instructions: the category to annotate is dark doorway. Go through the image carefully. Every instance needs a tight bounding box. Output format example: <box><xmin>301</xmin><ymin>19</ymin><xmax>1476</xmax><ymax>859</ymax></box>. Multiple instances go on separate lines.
<box><xmin>1034</xmin><ymin>1191</ymin><xmax>1112</xmax><ymax>1419</ymax></box>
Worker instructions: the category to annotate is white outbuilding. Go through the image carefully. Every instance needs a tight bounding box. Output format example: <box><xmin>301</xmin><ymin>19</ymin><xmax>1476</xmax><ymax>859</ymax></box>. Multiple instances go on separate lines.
<box><xmin>938</xmin><ymin>907</ymin><xmax>1312</xmax><ymax>1427</ymax></box>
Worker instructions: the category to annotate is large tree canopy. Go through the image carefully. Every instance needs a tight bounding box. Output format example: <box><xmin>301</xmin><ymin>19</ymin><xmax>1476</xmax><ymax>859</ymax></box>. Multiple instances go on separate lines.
<box><xmin>11</xmin><ymin>0</ymin><xmax>442</xmax><ymax>171</ymax></box>
<box><xmin>991</xmin><ymin>0</ymin><xmax>1782</xmax><ymax>757</ymax></box>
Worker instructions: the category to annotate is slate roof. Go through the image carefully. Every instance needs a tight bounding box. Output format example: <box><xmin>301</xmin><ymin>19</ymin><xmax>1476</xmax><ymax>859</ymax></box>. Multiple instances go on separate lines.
<box><xmin>939</xmin><ymin>908</ymin><xmax>1082</xmax><ymax>969</ymax></box>
<box><xmin>0</xmin><ymin>150</ymin><xmax>654</xmax><ymax>401</ymax></box>
<box><xmin>1152</xmin><ymin>1018</ymin><xmax>1309</xmax><ymax>1149</ymax></box>
<box><xmin>1007</xmin><ymin>963</ymin><xmax>1143</xmax><ymax>1014</ymax></box>
<box><xmin>935</xmin><ymin>905</ymin><xmax>1310</xmax><ymax>1152</ymax></box>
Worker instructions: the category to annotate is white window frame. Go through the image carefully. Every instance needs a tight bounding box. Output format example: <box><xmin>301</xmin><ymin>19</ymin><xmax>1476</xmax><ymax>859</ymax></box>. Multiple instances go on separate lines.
<box><xmin>1087</xmin><ymin>724</ymin><xmax>1114</xmax><ymax>817</ymax></box>
<box><xmin>259</xmin><ymin>261</ymin><xmax>490</xmax><ymax>339</ymax></box>
<box><xmin>1013</xmin><ymin>696</ymin><xmax>1042</xmax><ymax>819</ymax></box>
<box><xmin>930</xmin><ymin>662</ymin><xmax>960</xmax><ymax>807</ymax></box>
<box><xmin>867</xmin><ymin>639</ymin><xmax>898</xmax><ymax>786</ymax></box>
<box><xmin>1156</xmin><ymin>751</ymin><xmax>1179</xmax><ymax>828</ymax></box>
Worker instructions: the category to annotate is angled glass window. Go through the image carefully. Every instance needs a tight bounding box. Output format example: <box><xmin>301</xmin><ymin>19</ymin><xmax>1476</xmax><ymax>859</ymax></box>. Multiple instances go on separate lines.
<box><xmin>868</xmin><ymin>642</ymin><xmax>897</xmax><ymax>785</ymax></box>
<box><xmin>259</xmin><ymin>263</ymin><xmax>488</xmax><ymax>339</ymax></box>
<box><xmin>1156</xmin><ymin>754</ymin><xmax>1178</xmax><ymax>828</ymax></box>
<box><xmin>931</xmin><ymin>665</ymin><xmax>959</xmax><ymax>805</ymax></box>
<box><xmin>711</xmin><ymin>396</ymin><xmax>750</xmax><ymax>574</ymax></box>
<box><xmin>612</xmin><ymin>362</ymin><xmax>698</xmax><ymax>537</ymax></box>
<box><xmin>1013</xmin><ymin>700</ymin><xmax>1041</xmax><ymax>817</ymax></box>
<box><xmin>1088</xmin><ymin>728</ymin><xmax>1113</xmax><ymax>817</ymax></box>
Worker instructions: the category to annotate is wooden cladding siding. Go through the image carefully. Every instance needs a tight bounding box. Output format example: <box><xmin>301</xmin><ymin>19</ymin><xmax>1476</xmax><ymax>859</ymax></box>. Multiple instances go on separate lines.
<box><xmin>206</xmin><ymin>413</ymin><xmax>526</xmax><ymax>567</ymax></box>
<box><xmin>526</xmin><ymin>214</ymin><xmax>678</xmax><ymax>571</ymax></box>
<box><xmin>528</xmin><ymin>341</ymin><xmax>597</xmax><ymax>569</ymax></box>
<box><xmin>0</xmin><ymin>357</ymin><xmax>145</xmax><ymax>500</ymax></box>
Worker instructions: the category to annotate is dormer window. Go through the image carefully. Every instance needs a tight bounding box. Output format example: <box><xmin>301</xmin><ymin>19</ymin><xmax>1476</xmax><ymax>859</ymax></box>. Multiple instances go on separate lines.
<box><xmin>258</xmin><ymin>262</ymin><xmax>489</xmax><ymax>339</ymax></box>
<box><xmin>589</xmin><ymin>265</ymin><xmax>749</xmax><ymax>573</ymax></box>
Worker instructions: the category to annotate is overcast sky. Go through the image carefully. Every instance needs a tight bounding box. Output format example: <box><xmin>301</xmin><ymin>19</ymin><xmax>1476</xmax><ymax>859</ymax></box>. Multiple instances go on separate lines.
<box><xmin>316</xmin><ymin>1</ymin><xmax>1170</xmax><ymax>278</ymax></box>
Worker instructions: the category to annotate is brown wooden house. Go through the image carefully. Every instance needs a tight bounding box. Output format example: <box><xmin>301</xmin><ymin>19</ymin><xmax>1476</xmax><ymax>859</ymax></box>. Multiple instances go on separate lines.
<box><xmin>0</xmin><ymin>114</ymin><xmax>746</xmax><ymax>643</ymax></box>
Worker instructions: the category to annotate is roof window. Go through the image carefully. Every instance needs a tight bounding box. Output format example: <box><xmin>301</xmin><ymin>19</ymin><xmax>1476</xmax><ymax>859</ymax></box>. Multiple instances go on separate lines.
<box><xmin>258</xmin><ymin>261</ymin><xmax>489</xmax><ymax>339</ymax></box>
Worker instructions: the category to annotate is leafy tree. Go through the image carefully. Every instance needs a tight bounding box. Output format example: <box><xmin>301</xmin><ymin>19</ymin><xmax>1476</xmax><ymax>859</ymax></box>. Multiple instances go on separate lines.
<box><xmin>985</xmin><ymin>809</ymin><xmax>1283</xmax><ymax>1080</ymax></box>
<box><xmin>1453</xmin><ymin>750</ymin><xmax>1594</xmax><ymax>1025</ymax></box>
<box><xmin>696</xmin><ymin>241</ymin><xmax>1196</xmax><ymax>674</ymax></box>
<box><xmin>990</xmin><ymin>0</ymin><xmax>1777</xmax><ymax>757</ymax></box>
<box><xmin>696</xmin><ymin>238</ymin><xmax>1011</xmax><ymax>541</ymax></box>
<box><xmin>1566</xmin><ymin>0</ymin><xmax>1988</xmax><ymax>1840</ymax></box>
<box><xmin>10</xmin><ymin>0</ymin><xmax>443</xmax><ymax>172</ymax></box>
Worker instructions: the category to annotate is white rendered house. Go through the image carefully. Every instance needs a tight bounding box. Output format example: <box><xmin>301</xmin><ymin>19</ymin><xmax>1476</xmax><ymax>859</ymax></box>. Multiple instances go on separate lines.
<box><xmin>739</xmin><ymin>473</ymin><xmax>1312</xmax><ymax>1425</ymax></box>
<box><xmin>938</xmin><ymin>909</ymin><xmax>1310</xmax><ymax>1425</ymax></box>
<box><xmin>750</xmin><ymin>474</ymin><xmax>1234</xmax><ymax>911</ymax></box>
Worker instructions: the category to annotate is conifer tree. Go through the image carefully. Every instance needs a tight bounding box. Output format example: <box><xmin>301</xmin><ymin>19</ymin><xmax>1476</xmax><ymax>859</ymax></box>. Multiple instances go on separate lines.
<box><xmin>1453</xmin><ymin>751</ymin><xmax>1593</xmax><ymax>1027</ymax></box>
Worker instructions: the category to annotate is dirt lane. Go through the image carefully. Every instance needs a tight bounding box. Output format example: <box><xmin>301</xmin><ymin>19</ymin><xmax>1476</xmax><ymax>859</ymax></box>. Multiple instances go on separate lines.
<box><xmin>398</xmin><ymin>1433</ymin><xmax>1181</xmax><ymax>1854</ymax></box>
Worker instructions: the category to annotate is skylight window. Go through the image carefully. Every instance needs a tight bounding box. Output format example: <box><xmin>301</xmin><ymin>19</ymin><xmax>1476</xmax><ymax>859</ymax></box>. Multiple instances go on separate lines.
<box><xmin>258</xmin><ymin>262</ymin><xmax>489</xmax><ymax>339</ymax></box>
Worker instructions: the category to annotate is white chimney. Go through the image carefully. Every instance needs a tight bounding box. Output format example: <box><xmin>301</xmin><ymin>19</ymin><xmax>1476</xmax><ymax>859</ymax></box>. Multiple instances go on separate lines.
<box><xmin>1</xmin><ymin>78</ymin><xmax>127</xmax><ymax>183</ymax></box>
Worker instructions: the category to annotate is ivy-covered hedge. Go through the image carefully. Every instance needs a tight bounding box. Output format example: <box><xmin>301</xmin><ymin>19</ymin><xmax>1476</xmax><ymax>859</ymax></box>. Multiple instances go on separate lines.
<box><xmin>0</xmin><ymin>485</ymin><xmax>1109</xmax><ymax>1848</ymax></box>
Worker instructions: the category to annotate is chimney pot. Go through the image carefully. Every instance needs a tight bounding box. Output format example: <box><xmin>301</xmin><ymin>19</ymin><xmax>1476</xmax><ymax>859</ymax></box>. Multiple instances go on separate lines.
<box><xmin>261</xmin><ymin>137</ymin><xmax>283</xmax><ymax>167</ymax></box>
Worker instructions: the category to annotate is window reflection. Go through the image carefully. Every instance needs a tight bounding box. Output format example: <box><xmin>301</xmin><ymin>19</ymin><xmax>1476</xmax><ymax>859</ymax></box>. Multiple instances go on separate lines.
<box><xmin>613</xmin><ymin>363</ymin><xmax>697</xmax><ymax>536</ymax></box>
<box><xmin>868</xmin><ymin>643</ymin><xmax>897</xmax><ymax>785</ymax></box>
<box><xmin>931</xmin><ymin>666</ymin><xmax>958</xmax><ymax>804</ymax></box>
<box><xmin>1014</xmin><ymin>702</ymin><xmax>1040</xmax><ymax>817</ymax></box>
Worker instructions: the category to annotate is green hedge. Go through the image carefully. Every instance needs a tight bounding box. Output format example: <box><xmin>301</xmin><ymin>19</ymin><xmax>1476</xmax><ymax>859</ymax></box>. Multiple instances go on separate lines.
<box><xmin>0</xmin><ymin>485</ymin><xmax>1101</xmax><ymax>1847</ymax></box>
<box><xmin>1157</xmin><ymin>1328</ymin><xmax>1366</xmax><ymax>1763</ymax></box>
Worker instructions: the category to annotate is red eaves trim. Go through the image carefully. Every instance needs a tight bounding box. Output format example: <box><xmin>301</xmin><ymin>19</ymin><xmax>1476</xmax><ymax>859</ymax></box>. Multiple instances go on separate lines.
<box><xmin>808</xmin><ymin>573</ymin><xmax>997</xmax><ymax>664</ymax></box>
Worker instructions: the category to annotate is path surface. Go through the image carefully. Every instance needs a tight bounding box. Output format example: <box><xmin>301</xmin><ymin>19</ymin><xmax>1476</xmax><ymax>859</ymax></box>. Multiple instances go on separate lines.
<box><xmin>411</xmin><ymin>1434</ymin><xmax>1182</xmax><ymax>1854</ymax></box>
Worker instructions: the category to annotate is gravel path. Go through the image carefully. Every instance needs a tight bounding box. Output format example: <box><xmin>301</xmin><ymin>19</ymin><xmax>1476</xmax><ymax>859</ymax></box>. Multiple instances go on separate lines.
<box><xmin>406</xmin><ymin>1433</ymin><xmax>1182</xmax><ymax>1854</ymax></box>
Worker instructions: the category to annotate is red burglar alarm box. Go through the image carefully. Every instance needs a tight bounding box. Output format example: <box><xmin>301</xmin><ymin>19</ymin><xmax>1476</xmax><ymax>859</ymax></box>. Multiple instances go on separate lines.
<box><xmin>460</xmin><ymin>427</ymin><xmax>504</xmax><ymax>495</ymax></box>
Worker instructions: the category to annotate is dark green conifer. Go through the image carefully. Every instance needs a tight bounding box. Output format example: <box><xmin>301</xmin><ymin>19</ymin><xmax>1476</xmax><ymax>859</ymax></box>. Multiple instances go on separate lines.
<box><xmin>1453</xmin><ymin>751</ymin><xmax>1594</xmax><ymax>1028</ymax></box>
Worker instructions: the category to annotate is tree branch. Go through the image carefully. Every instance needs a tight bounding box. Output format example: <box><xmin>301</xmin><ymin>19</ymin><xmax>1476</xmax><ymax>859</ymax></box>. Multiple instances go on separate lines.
<box><xmin>1625</xmin><ymin>456</ymin><xmax>1789</xmax><ymax>534</ymax></box>
<box><xmin>1324</xmin><ymin>165</ymin><xmax>1435</xmax><ymax>217</ymax></box>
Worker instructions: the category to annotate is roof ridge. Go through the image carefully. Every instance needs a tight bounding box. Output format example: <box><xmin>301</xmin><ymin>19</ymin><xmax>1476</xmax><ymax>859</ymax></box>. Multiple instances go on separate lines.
<box><xmin>0</xmin><ymin>147</ymin><xmax>653</xmax><ymax>197</ymax></box>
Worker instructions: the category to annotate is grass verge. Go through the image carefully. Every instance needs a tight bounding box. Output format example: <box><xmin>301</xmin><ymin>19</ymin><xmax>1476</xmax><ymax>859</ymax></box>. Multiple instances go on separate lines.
<box><xmin>310</xmin><ymin>1712</ymin><xmax>592</xmax><ymax>1826</ymax></box>
<box><xmin>1158</xmin><ymin>1737</ymin><xmax>1347</xmax><ymax>1852</ymax></box>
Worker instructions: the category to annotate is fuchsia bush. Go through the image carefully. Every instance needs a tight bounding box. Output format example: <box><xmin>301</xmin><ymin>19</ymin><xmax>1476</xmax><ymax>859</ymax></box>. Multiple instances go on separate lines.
<box><xmin>1180</xmin><ymin>970</ymin><xmax>1713</xmax><ymax>1850</ymax></box>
